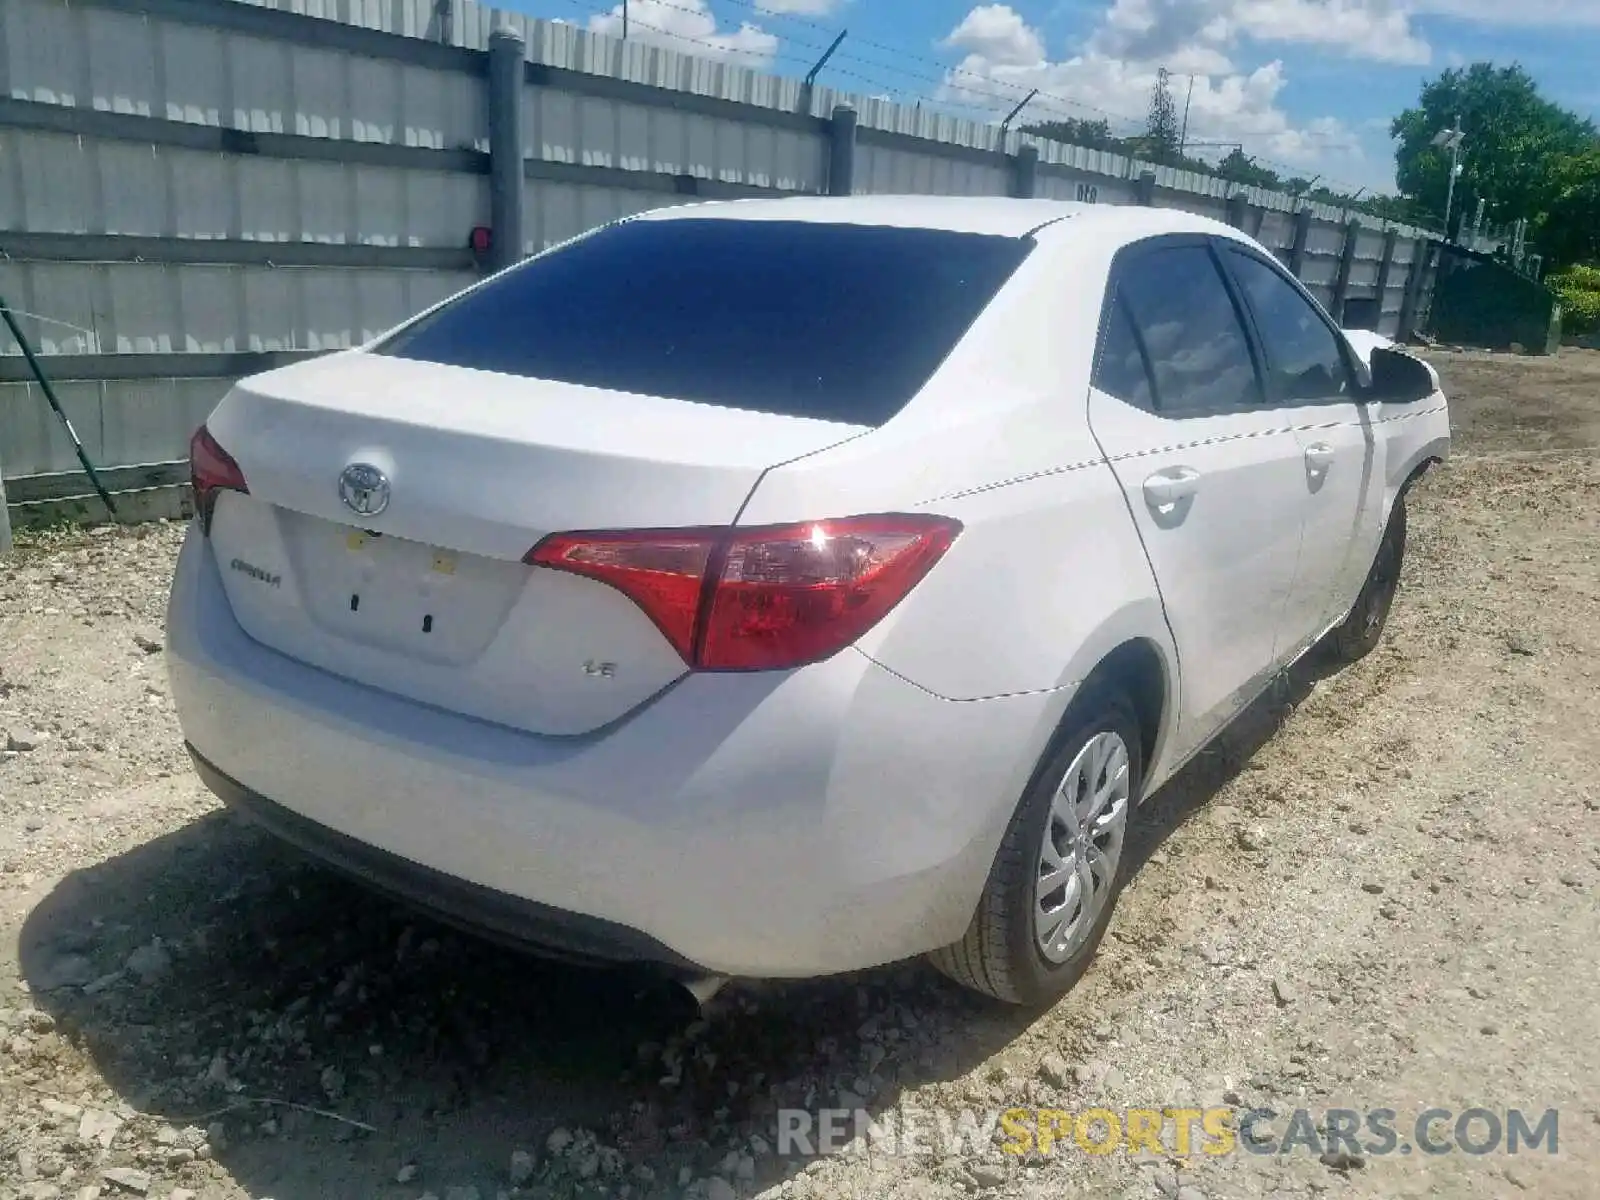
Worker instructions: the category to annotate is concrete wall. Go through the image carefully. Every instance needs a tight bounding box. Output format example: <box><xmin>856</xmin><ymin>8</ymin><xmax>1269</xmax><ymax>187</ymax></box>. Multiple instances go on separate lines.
<box><xmin>0</xmin><ymin>0</ymin><xmax>1436</xmax><ymax>525</ymax></box>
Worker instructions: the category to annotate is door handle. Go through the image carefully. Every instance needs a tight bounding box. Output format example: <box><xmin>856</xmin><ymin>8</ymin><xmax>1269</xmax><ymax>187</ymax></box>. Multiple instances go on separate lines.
<box><xmin>1142</xmin><ymin>466</ymin><xmax>1201</xmax><ymax>509</ymax></box>
<box><xmin>1304</xmin><ymin>442</ymin><xmax>1335</xmax><ymax>472</ymax></box>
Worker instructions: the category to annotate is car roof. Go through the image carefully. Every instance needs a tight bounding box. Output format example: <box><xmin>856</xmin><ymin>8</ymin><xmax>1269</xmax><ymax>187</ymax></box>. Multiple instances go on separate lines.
<box><xmin>634</xmin><ymin>194</ymin><xmax>1243</xmax><ymax>242</ymax></box>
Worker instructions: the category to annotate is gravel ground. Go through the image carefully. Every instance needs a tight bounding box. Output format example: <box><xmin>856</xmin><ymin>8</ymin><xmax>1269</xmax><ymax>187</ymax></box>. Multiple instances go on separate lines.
<box><xmin>1</xmin><ymin>349</ymin><xmax>1597</xmax><ymax>1200</ymax></box>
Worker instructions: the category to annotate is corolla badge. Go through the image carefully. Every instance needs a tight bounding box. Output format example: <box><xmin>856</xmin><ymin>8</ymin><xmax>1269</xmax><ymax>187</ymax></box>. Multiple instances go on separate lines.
<box><xmin>338</xmin><ymin>463</ymin><xmax>390</xmax><ymax>517</ymax></box>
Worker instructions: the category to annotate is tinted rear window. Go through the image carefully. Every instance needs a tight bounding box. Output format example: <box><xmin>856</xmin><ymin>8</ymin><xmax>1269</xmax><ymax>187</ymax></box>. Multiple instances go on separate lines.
<box><xmin>376</xmin><ymin>218</ymin><xmax>1032</xmax><ymax>426</ymax></box>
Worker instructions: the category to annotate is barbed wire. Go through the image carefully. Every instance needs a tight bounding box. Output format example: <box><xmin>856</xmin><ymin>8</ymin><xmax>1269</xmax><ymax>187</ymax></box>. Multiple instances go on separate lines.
<box><xmin>557</xmin><ymin>0</ymin><xmax>1385</xmax><ymax>199</ymax></box>
<box><xmin>705</xmin><ymin>0</ymin><xmax>1151</xmax><ymax>130</ymax></box>
<box><xmin>562</xmin><ymin>1</ymin><xmax>1006</xmax><ymax>117</ymax></box>
<box><xmin>567</xmin><ymin>0</ymin><xmax>1141</xmax><ymax>129</ymax></box>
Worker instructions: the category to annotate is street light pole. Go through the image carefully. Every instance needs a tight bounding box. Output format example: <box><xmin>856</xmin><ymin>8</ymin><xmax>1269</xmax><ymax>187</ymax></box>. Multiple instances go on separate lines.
<box><xmin>1179</xmin><ymin>74</ymin><xmax>1195</xmax><ymax>157</ymax></box>
<box><xmin>1444</xmin><ymin>133</ymin><xmax>1461</xmax><ymax>236</ymax></box>
<box><xmin>1433</xmin><ymin>115</ymin><xmax>1465</xmax><ymax>241</ymax></box>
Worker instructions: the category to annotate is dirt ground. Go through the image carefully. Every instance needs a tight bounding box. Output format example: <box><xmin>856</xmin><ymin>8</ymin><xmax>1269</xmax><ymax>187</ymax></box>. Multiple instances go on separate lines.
<box><xmin>0</xmin><ymin>348</ymin><xmax>1596</xmax><ymax>1200</ymax></box>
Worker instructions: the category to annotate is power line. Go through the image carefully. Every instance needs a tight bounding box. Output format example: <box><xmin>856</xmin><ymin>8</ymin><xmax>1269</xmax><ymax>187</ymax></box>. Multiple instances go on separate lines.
<box><xmin>559</xmin><ymin>1</ymin><xmax>1384</xmax><ymax>200</ymax></box>
<box><xmin>603</xmin><ymin>0</ymin><xmax>1151</xmax><ymax>132</ymax></box>
<box><xmin>716</xmin><ymin>4</ymin><xmax>1378</xmax><ymax>194</ymax></box>
<box><xmin>563</xmin><ymin>0</ymin><xmax>1016</xmax><ymax>118</ymax></box>
<box><xmin>559</xmin><ymin>0</ymin><xmax>816</xmax><ymax>68</ymax></box>
<box><xmin>586</xmin><ymin>7</ymin><xmax>1008</xmax><ymax>119</ymax></box>
<box><xmin>709</xmin><ymin>0</ymin><xmax>1149</xmax><ymax>130</ymax></box>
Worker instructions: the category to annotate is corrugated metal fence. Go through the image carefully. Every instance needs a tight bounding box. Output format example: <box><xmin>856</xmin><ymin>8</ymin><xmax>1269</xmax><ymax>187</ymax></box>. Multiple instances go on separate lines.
<box><xmin>0</xmin><ymin>0</ymin><xmax>1440</xmax><ymax>529</ymax></box>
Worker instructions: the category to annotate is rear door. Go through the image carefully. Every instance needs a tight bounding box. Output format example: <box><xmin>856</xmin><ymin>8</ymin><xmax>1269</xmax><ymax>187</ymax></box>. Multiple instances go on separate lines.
<box><xmin>1218</xmin><ymin>243</ymin><xmax>1382</xmax><ymax>654</ymax></box>
<box><xmin>1087</xmin><ymin>238</ymin><xmax>1309</xmax><ymax>762</ymax></box>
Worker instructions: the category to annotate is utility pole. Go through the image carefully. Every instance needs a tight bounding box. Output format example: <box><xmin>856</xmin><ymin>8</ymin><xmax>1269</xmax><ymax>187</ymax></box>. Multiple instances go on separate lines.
<box><xmin>1444</xmin><ymin>119</ymin><xmax>1461</xmax><ymax>238</ymax></box>
<box><xmin>1178</xmin><ymin>74</ymin><xmax>1195</xmax><ymax>158</ymax></box>
<box><xmin>622</xmin><ymin>0</ymin><xmax>629</xmax><ymax>38</ymax></box>
<box><xmin>1432</xmin><ymin>116</ymin><xmax>1465</xmax><ymax>241</ymax></box>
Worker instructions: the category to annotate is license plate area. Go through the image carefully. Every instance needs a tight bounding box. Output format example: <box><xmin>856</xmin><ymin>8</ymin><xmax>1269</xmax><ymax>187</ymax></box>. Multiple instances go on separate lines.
<box><xmin>284</xmin><ymin>514</ymin><xmax>524</xmax><ymax>666</ymax></box>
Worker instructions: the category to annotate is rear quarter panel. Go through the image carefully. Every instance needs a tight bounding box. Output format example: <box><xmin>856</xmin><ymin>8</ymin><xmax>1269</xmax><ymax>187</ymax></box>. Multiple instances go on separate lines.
<box><xmin>1348</xmin><ymin>338</ymin><xmax>1451</xmax><ymax>519</ymax></box>
<box><xmin>738</xmin><ymin>231</ymin><xmax>1179</xmax><ymax>708</ymax></box>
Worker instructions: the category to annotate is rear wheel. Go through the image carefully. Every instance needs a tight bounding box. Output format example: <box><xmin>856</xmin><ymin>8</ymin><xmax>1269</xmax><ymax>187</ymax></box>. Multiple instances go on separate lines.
<box><xmin>929</xmin><ymin>688</ymin><xmax>1142</xmax><ymax>1006</ymax></box>
<box><xmin>1324</xmin><ymin>499</ymin><xmax>1407</xmax><ymax>665</ymax></box>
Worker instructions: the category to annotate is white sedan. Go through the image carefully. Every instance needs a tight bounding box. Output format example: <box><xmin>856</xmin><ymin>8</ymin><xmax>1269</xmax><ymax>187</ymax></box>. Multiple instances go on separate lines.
<box><xmin>167</xmin><ymin>196</ymin><xmax>1450</xmax><ymax>1005</ymax></box>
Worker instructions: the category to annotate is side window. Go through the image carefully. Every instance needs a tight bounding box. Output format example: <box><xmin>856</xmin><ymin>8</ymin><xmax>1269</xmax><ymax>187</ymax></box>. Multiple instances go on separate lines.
<box><xmin>1226</xmin><ymin>250</ymin><xmax>1353</xmax><ymax>403</ymax></box>
<box><xmin>1117</xmin><ymin>245</ymin><xmax>1262</xmax><ymax>415</ymax></box>
<box><xmin>1091</xmin><ymin>291</ymin><xmax>1155</xmax><ymax>410</ymax></box>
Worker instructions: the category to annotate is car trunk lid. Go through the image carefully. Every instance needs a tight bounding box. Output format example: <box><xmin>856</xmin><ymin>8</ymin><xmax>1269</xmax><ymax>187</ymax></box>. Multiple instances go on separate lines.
<box><xmin>201</xmin><ymin>351</ymin><xmax>866</xmax><ymax>735</ymax></box>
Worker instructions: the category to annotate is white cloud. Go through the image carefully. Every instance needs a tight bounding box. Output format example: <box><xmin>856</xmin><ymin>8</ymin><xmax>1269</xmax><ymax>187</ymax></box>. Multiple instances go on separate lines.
<box><xmin>1232</xmin><ymin>0</ymin><xmax>1431</xmax><ymax>64</ymax></box>
<box><xmin>1092</xmin><ymin>0</ymin><xmax>1238</xmax><ymax>68</ymax></box>
<box><xmin>1093</xmin><ymin>0</ymin><xmax>1430</xmax><ymax>68</ymax></box>
<box><xmin>1411</xmin><ymin>0</ymin><xmax>1600</xmax><ymax>24</ymax></box>
<box><xmin>938</xmin><ymin>5</ymin><xmax>1372</xmax><ymax>180</ymax></box>
<box><xmin>587</xmin><ymin>0</ymin><xmax>779</xmax><ymax>63</ymax></box>
<box><xmin>942</xmin><ymin>4</ymin><xmax>1048</xmax><ymax>67</ymax></box>
<box><xmin>754</xmin><ymin>0</ymin><xmax>849</xmax><ymax>14</ymax></box>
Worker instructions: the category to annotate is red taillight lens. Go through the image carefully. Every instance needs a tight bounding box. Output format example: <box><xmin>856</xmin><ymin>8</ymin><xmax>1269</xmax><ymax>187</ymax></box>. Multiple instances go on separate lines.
<box><xmin>701</xmin><ymin>516</ymin><xmax>959</xmax><ymax>670</ymax></box>
<box><xmin>189</xmin><ymin>424</ymin><xmax>248</xmax><ymax>532</ymax></box>
<box><xmin>526</xmin><ymin>530</ymin><xmax>716</xmax><ymax>662</ymax></box>
<box><xmin>526</xmin><ymin>514</ymin><xmax>960</xmax><ymax>672</ymax></box>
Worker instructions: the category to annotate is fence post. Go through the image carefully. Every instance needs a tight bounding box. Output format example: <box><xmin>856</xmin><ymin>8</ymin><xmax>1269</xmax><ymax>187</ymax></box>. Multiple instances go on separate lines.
<box><xmin>1397</xmin><ymin>237</ymin><xmax>1432</xmax><ymax>343</ymax></box>
<box><xmin>0</xmin><ymin>455</ymin><xmax>11</xmax><ymax>555</ymax></box>
<box><xmin>487</xmin><ymin>25</ymin><xmax>526</xmax><ymax>272</ymax></box>
<box><xmin>1012</xmin><ymin>143</ymin><xmax>1038</xmax><ymax>199</ymax></box>
<box><xmin>827</xmin><ymin>104</ymin><xmax>857</xmax><ymax>196</ymax></box>
<box><xmin>1225</xmin><ymin>192</ymin><xmax>1249</xmax><ymax>230</ymax></box>
<box><xmin>1374</xmin><ymin>229</ymin><xmax>1400</xmax><ymax>335</ymax></box>
<box><xmin>1288</xmin><ymin>208</ymin><xmax>1313</xmax><ymax>280</ymax></box>
<box><xmin>1332</xmin><ymin>219</ymin><xmax>1361</xmax><ymax>323</ymax></box>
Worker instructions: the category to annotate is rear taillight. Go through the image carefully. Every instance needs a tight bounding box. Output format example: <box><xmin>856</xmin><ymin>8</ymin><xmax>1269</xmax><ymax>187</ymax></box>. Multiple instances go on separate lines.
<box><xmin>527</xmin><ymin>514</ymin><xmax>960</xmax><ymax>671</ymax></box>
<box><xmin>699</xmin><ymin>517</ymin><xmax>960</xmax><ymax>670</ymax></box>
<box><xmin>189</xmin><ymin>424</ymin><xmax>248</xmax><ymax>532</ymax></box>
<box><xmin>525</xmin><ymin>530</ymin><xmax>714</xmax><ymax>662</ymax></box>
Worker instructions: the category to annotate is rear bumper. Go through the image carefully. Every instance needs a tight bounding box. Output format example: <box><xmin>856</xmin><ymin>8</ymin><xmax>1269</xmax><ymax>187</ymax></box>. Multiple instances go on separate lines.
<box><xmin>167</xmin><ymin>527</ymin><xmax>1066</xmax><ymax>978</ymax></box>
<box><xmin>189</xmin><ymin>745</ymin><xmax>703</xmax><ymax>973</ymax></box>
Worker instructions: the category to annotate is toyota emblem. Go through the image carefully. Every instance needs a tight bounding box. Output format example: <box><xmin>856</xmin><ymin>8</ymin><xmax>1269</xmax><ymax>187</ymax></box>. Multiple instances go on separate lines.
<box><xmin>338</xmin><ymin>463</ymin><xmax>390</xmax><ymax>517</ymax></box>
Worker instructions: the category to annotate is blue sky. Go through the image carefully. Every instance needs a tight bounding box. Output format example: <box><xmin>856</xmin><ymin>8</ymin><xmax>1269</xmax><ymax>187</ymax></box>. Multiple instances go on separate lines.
<box><xmin>504</xmin><ymin>0</ymin><xmax>1600</xmax><ymax>195</ymax></box>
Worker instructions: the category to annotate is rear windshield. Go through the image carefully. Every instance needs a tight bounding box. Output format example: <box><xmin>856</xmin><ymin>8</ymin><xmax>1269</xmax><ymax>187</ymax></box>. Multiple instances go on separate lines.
<box><xmin>376</xmin><ymin>217</ymin><xmax>1032</xmax><ymax>426</ymax></box>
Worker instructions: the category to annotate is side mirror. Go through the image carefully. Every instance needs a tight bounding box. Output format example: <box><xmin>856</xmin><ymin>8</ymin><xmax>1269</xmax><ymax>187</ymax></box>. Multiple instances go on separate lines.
<box><xmin>1369</xmin><ymin>346</ymin><xmax>1436</xmax><ymax>403</ymax></box>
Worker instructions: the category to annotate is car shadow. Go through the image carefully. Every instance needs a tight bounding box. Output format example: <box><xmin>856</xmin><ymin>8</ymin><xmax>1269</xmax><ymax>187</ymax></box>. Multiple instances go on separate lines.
<box><xmin>1123</xmin><ymin>648</ymin><xmax>1331</xmax><ymax>872</ymax></box>
<box><xmin>16</xmin><ymin>654</ymin><xmax>1326</xmax><ymax>1198</ymax></box>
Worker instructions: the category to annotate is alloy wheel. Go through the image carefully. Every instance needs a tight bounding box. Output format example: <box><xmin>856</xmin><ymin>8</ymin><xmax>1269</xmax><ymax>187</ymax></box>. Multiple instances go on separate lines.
<box><xmin>1035</xmin><ymin>730</ymin><xmax>1131</xmax><ymax>964</ymax></box>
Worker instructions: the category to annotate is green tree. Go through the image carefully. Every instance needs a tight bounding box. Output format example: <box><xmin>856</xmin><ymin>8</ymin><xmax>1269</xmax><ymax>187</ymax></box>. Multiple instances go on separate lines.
<box><xmin>1145</xmin><ymin>69</ymin><xmax>1181</xmax><ymax>163</ymax></box>
<box><xmin>1020</xmin><ymin>117</ymin><xmax>1121</xmax><ymax>151</ymax></box>
<box><xmin>1540</xmin><ymin>147</ymin><xmax>1600</xmax><ymax>268</ymax></box>
<box><xmin>1214</xmin><ymin>149</ymin><xmax>1281</xmax><ymax>190</ymax></box>
<box><xmin>1020</xmin><ymin>112</ymin><xmax>1218</xmax><ymax>177</ymax></box>
<box><xmin>1391</xmin><ymin>63</ymin><xmax>1595</xmax><ymax>247</ymax></box>
<box><xmin>1358</xmin><ymin>193</ymin><xmax>1434</xmax><ymax>226</ymax></box>
<box><xmin>1547</xmin><ymin>262</ymin><xmax>1600</xmax><ymax>333</ymax></box>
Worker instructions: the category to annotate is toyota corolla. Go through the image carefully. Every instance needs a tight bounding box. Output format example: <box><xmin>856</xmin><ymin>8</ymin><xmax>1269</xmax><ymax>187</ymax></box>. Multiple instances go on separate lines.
<box><xmin>167</xmin><ymin>196</ymin><xmax>1450</xmax><ymax>1005</ymax></box>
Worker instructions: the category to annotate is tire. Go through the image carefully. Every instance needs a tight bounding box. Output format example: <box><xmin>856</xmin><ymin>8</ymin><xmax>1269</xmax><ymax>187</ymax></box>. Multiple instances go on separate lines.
<box><xmin>928</xmin><ymin>687</ymin><xmax>1144</xmax><ymax>1006</ymax></box>
<box><xmin>1324</xmin><ymin>498</ymin><xmax>1407</xmax><ymax>665</ymax></box>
